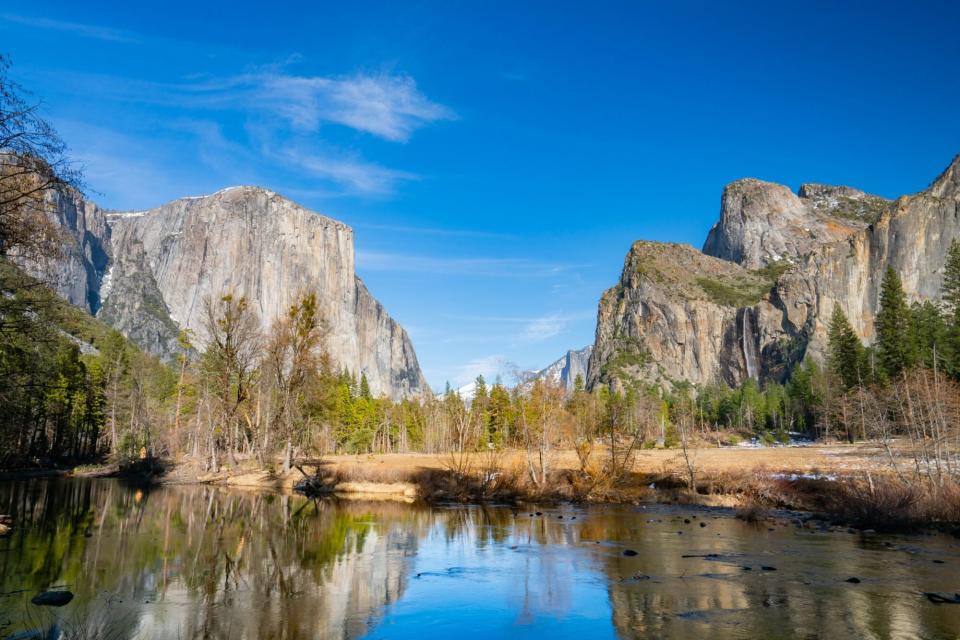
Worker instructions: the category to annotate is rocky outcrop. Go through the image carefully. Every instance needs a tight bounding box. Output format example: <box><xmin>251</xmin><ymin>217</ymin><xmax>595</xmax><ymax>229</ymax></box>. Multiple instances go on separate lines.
<box><xmin>32</xmin><ymin>186</ymin><xmax>428</xmax><ymax>398</ymax></box>
<box><xmin>535</xmin><ymin>346</ymin><xmax>592</xmax><ymax>392</ymax></box>
<box><xmin>701</xmin><ymin>177</ymin><xmax>888</xmax><ymax>270</ymax></box>
<box><xmin>590</xmin><ymin>155</ymin><xmax>960</xmax><ymax>391</ymax></box>
<box><xmin>16</xmin><ymin>188</ymin><xmax>112</xmax><ymax>313</ymax></box>
<box><xmin>587</xmin><ymin>242</ymin><xmax>782</xmax><ymax>390</ymax></box>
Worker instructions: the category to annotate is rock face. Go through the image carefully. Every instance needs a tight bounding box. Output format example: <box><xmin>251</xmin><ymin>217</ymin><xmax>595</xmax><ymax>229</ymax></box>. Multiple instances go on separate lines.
<box><xmin>535</xmin><ymin>346</ymin><xmax>593</xmax><ymax>392</ymax></box>
<box><xmin>590</xmin><ymin>155</ymin><xmax>960</xmax><ymax>391</ymax></box>
<box><xmin>18</xmin><ymin>189</ymin><xmax>112</xmax><ymax>313</ymax></box>
<box><xmin>31</xmin><ymin>186</ymin><xmax>428</xmax><ymax>398</ymax></box>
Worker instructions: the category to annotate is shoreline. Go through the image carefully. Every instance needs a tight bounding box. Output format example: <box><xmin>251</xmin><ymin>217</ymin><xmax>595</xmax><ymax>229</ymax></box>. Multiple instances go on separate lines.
<box><xmin>6</xmin><ymin>443</ymin><xmax>957</xmax><ymax>533</ymax></box>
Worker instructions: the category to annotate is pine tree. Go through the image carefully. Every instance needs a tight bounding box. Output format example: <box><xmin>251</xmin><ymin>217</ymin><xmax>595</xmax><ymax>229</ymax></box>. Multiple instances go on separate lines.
<box><xmin>827</xmin><ymin>305</ymin><xmax>863</xmax><ymax>390</ymax></box>
<box><xmin>875</xmin><ymin>267</ymin><xmax>914</xmax><ymax>378</ymax></box>
<box><xmin>942</xmin><ymin>240</ymin><xmax>960</xmax><ymax>378</ymax></box>
<box><xmin>573</xmin><ymin>373</ymin><xmax>585</xmax><ymax>393</ymax></box>
<box><xmin>942</xmin><ymin>239</ymin><xmax>960</xmax><ymax>318</ymax></box>
<box><xmin>359</xmin><ymin>373</ymin><xmax>372</xmax><ymax>400</ymax></box>
<box><xmin>909</xmin><ymin>300</ymin><xmax>948</xmax><ymax>369</ymax></box>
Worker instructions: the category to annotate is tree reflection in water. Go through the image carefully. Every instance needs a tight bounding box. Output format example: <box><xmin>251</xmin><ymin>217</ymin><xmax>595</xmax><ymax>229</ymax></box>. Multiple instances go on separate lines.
<box><xmin>0</xmin><ymin>480</ymin><xmax>957</xmax><ymax>639</ymax></box>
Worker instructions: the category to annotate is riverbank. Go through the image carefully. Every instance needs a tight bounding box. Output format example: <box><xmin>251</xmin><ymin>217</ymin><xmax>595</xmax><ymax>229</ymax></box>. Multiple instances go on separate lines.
<box><xmin>5</xmin><ymin>443</ymin><xmax>957</xmax><ymax>532</ymax></box>
<box><xmin>159</xmin><ymin>443</ymin><xmax>878</xmax><ymax>499</ymax></box>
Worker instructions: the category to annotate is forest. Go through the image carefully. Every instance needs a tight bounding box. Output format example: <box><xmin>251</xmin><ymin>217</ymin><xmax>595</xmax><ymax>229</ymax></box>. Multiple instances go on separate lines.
<box><xmin>1</xmin><ymin>51</ymin><xmax>958</xmax><ymax>499</ymax></box>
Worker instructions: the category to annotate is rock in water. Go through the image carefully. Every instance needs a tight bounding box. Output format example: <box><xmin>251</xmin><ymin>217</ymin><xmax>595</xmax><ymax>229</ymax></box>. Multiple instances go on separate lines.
<box><xmin>31</xmin><ymin>591</ymin><xmax>74</xmax><ymax>607</ymax></box>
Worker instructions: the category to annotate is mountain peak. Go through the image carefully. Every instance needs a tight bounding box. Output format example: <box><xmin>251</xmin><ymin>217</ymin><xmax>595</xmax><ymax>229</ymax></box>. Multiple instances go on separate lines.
<box><xmin>926</xmin><ymin>154</ymin><xmax>960</xmax><ymax>199</ymax></box>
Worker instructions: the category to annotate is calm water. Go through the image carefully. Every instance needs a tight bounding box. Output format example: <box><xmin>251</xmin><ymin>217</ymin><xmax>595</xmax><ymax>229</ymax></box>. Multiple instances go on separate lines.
<box><xmin>0</xmin><ymin>480</ymin><xmax>958</xmax><ymax>639</ymax></box>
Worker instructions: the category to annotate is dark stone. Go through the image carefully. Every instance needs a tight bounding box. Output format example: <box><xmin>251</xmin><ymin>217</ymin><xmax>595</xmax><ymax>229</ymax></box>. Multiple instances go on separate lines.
<box><xmin>699</xmin><ymin>522</ymin><xmax>707</xmax><ymax>527</ymax></box>
<box><xmin>933</xmin><ymin>559</ymin><xmax>945</xmax><ymax>564</ymax></box>
<box><xmin>845</xmin><ymin>577</ymin><xmax>861</xmax><ymax>584</ymax></box>
<box><xmin>761</xmin><ymin>566</ymin><xmax>777</xmax><ymax>571</ymax></box>
<box><xmin>742</xmin><ymin>566</ymin><xmax>752</xmax><ymax>571</ymax></box>
<box><xmin>31</xmin><ymin>591</ymin><xmax>74</xmax><ymax>607</ymax></box>
<box><xmin>684</xmin><ymin>519</ymin><xmax>691</xmax><ymax>524</ymax></box>
<box><xmin>623</xmin><ymin>549</ymin><xmax>638</xmax><ymax>557</ymax></box>
<box><xmin>535</xmin><ymin>512</ymin><xmax>543</xmax><ymax>516</ymax></box>
<box><xmin>924</xmin><ymin>592</ymin><xmax>960</xmax><ymax>604</ymax></box>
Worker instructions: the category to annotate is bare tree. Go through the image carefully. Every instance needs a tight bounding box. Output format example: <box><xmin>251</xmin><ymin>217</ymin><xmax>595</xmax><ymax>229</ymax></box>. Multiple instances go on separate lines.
<box><xmin>0</xmin><ymin>54</ymin><xmax>82</xmax><ymax>261</ymax></box>
<box><xmin>263</xmin><ymin>292</ymin><xmax>327</xmax><ymax>471</ymax></box>
<box><xmin>201</xmin><ymin>293</ymin><xmax>261</xmax><ymax>469</ymax></box>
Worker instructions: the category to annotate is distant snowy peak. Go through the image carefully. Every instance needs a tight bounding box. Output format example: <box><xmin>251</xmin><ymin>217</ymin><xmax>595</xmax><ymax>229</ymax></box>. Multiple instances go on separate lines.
<box><xmin>534</xmin><ymin>345</ymin><xmax>592</xmax><ymax>392</ymax></box>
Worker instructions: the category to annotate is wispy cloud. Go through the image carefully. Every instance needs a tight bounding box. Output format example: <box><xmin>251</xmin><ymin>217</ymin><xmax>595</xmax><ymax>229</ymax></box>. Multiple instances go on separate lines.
<box><xmin>43</xmin><ymin>65</ymin><xmax>453</xmax><ymax>197</ymax></box>
<box><xmin>250</xmin><ymin>73</ymin><xmax>456</xmax><ymax>142</ymax></box>
<box><xmin>356</xmin><ymin>250</ymin><xmax>579</xmax><ymax>277</ymax></box>
<box><xmin>267</xmin><ymin>145</ymin><xmax>415</xmax><ymax>195</ymax></box>
<box><xmin>451</xmin><ymin>354</ymin><xmax>517</xmax><ymax>387</ymax></box>
<box><xmin>92</xmin><ymin>69</ymin><xmax>456</xmax><ymax>143</ymax></box>
<box><xmin>520</xmin><ymin>314</ymin><xmax>567</xmax><ymax>342</ymax></box>
<box><xmin>355</xmin><ymin>222</ymin><xmax>517</xmax><ymax>240</ymax></box>
<box><xmin>1</xmin><ymin>13</ymin><xmax>140</xmax><ymax>43</ymax></box>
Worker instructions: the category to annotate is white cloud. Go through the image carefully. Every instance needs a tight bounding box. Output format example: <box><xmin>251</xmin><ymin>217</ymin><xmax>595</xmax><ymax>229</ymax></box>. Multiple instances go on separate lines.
<box><xmin>45</xmin><ymin>67</ymin><xmax>452</xmax><ymax>196</ymax></box>
<box><xmin>1</xmin><ymin>13</ymin><xmax>140</xmax><ymax>43</ymax></box>
<box><xmin>252</xmin><ymin>73</ymin><xmax>455</xmax><ymax>142</ymax></box>
<box><xmin>355</xmin><ymin>222</ymin><xmax>517</xmax><ymax>240</ymax></box>
<box><xmin>451</xmin><ymin>354</ymin><xmax>515</xmax><ymax>387</ymax></box>
<box><xmin>521</xmin><ymin>314</ymin><xmax>566</xmax><ymax>342</ymax></box>
<box><xmin>268</xmin><ymin>146</ymin><xmax>415</xmax><ymax>195</ymax></box>
<box><xmin>119</xmin><ymin>70</ymin><xmax>455</xmax><ymax>143</ymax></box>
<box><xmin>356</xmin><ymin>251</ymin><xmax>577</xmax><ymax>277</ymax></box>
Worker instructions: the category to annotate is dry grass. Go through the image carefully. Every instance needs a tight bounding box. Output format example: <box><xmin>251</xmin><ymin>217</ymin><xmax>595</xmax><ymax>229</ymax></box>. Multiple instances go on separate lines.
<box><xmin>167</xmin><ymin>443</ymin><xmax>960</xmax><ymax>530</ymax></box>
<box><xmin>817</xmin><ymin>476</ymin><xmax>960</xmax><ymax>531</ymax></box>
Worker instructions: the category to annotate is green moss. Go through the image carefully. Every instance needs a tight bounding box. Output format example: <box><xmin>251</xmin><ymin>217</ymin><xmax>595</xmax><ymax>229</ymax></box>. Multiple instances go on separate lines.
<box><xmin>600</xmin><ymin>334</ymin><xmax>651</xmax><ymax>383</ymax></box>
<box><xmin>754</xmin><ymin>260</ymin><xmax>791</xmax><ymax>282</ymax></box>
<box><xmin>827</xmin><ymin>195</ymin><xmax>888</xmax><ymax>224</ymax></box>
<box><xmin>695</xmin><ymin>260</ymin><xmax>791</xmax><ymax>308</ymax></box>
<box><xmin>696</xmin><ymin>277</ymin><xmax>768</xmax><ymax>307</ymax></box>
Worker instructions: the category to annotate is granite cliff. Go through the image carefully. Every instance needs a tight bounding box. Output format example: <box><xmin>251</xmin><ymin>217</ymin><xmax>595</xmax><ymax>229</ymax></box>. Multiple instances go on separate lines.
<box><xmin>589</xmin><ymin>155</ymin><xmax>960</xmax><ymax>391</ymax></box>
<box><xmin>535</xmin><ymin>345</ymin><xmax>593</xmax><ymax>393</ymax></box>
<box><xmin>30</xmin><ymin>186</ymin><xmax>428</xmax><ymax>398</ymax></box>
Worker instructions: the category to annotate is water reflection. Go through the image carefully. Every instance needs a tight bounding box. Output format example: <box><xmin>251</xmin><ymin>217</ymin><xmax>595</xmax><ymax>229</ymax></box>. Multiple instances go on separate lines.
<box><xmin>0</xmin><ymin>480</ymin><xmax>957</xmax><ymax>639</ymax></box>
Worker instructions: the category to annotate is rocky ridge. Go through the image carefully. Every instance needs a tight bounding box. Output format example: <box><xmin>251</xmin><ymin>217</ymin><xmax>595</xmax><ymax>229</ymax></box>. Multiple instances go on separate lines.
<box><xmin>29</xmin><ymin>186</ymin><xmax>428</xmax><ymax>398</ymax></box>
<box><xmin>589</xmin><ymin>155</ymin><xmax>960</xmax><ymax>391</ymax></box>
<box><xmin>535</xmin><ymin>345</ymin><xmax>593</xmax><ymax>392</ymax></box>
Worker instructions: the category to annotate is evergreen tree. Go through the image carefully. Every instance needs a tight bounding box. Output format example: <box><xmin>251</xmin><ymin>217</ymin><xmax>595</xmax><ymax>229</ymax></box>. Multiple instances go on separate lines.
<box><xmin>942</xmin><ymin>240</ymin><xmax>960</xmax><ymax>378</ymax></box>
<box><xmin>827</xmin><ymin>305</ymin><xmax>863</xmax><ymax>390</ymax></box>
<box><xmin>359</xmin><ymin>373</ymin><xmax>372</xmax><ymax>400</ymax></box>
<box><xmin>942</xmin><ymin>239</ymin><xmax>960</xmax><ymax>317</ymax></box>
<box><xmin>910</xmin><ymin>300</ymin><xmax>948</xmax><ymax>369</ymax></box>
<box><xmin>875</xmin><ymin>267</ymin><xmax>914</xmax><ymax>378</ymax></box>
<box><xmin>573</xmin><ymin>374</ymin><xmax>585</xmax><ymax>393</ymax></box>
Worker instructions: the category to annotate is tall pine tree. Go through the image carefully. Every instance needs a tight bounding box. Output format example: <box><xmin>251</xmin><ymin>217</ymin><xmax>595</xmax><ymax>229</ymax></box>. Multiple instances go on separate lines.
<box><xmin>875</xmin><ymin>267</ymin><xmax>914</xmax><ymax>378</ymax></box>
<box><xmin>827</xmin><ymin>305</ymin><xmax>863</xmax><ymax>390</ymax></box>
<box><xmin>942</xmin><ymin>240</ymin><xmax>960</xmax><ymax>318</ymax></box>
<box><xmin>941</xmin><ymin>240</ymin><xmax>960</xmax><ymax>377</ymax></box>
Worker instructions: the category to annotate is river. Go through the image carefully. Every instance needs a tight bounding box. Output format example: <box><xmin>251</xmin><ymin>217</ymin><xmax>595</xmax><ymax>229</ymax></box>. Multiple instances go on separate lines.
<box><xmin>0</xmin><ymin>479</ymin><xmax>957</xmax><ymax>639</ymax></box>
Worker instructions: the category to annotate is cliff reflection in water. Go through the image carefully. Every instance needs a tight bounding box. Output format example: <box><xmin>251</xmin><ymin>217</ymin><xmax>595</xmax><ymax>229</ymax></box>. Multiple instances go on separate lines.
<box><xmin>0</xmin><ymin>479</ymin><xmax>421</xmax><ymax>639</ymax></box>
<box><xmin>1</xmin><ymin>480</ymin><xmax>958</xmax><ymax>639</ymax></box>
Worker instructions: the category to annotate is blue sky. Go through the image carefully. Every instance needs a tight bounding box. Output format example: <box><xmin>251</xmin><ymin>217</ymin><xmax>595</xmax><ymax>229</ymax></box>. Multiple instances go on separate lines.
<box><xmin>4</xmin><ymin>1</ymin><xmax>959</xmax><ymax>390</ymax></box>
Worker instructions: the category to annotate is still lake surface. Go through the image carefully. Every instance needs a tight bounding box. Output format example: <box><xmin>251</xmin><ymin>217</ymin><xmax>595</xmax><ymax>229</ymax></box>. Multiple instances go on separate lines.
<box><xmin>0</xmin><ymin>479</ymin><xmax>958</xmax><ymax>639</ymax></box>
